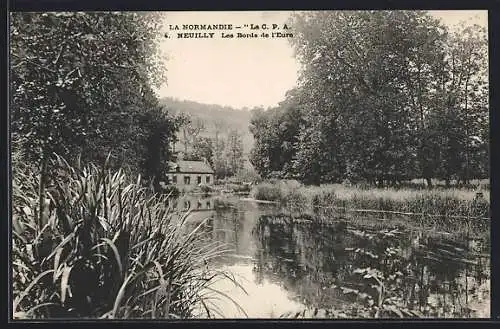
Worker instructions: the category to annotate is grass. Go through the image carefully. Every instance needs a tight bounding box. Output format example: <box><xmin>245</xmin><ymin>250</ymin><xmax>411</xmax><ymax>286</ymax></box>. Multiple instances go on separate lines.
<box><xmin>12</xmin><ymin>154</ymin><xmax>244</xmax><ymax>319</ymax></box>
<box><xmin>250</xmin><ymin>181</ymin><xmax>490</xmax><ymax>233</ymax></box>
<box><xmin>250</xmin><ymin>183</ymin><xmax>284</xmax><ymax>202</ymax></box>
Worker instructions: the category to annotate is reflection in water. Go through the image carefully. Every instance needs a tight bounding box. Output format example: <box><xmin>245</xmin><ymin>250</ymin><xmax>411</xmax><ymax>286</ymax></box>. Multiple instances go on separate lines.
<box><xmin>182</xmin><ymin>196</ymin><xmax>490</xmax><ymax>319</ymax></box>
<box><xmin>194</xmin><ymin>264</ymin><xmax>306</xmax><ymax>318</ymax></box>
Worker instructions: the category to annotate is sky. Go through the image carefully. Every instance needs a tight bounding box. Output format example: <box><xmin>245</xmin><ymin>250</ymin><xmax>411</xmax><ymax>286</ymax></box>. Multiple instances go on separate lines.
<box><xmin>154</xmin><ymin>10</ymin><xmax>487</xmax><ymax>109</ymax></box>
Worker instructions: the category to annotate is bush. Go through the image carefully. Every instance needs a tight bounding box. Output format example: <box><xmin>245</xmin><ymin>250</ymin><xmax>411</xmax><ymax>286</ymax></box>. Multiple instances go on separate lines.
<box><xmin>251</xmin><ymin>183</ymin><xmax>282</xmax><ymax>202</ymax></box>
<box><xmin>229</xmin><ymin>183</ymin><xmax>252</xmax><ymax>193</ymax></box>
<box><xmin>161</xmin><ymin>184</ymin><xmax>180</xmax><ymax>198</ymax></box>
<box><xmin>200</xmin><ymin>184</ymin><xmax>212</xmax><ymax>193</ymax></box>
<box><xmin>12</xmin><ymin>155</ymin><xmax>241</xmax><ymax>319</ymax></box>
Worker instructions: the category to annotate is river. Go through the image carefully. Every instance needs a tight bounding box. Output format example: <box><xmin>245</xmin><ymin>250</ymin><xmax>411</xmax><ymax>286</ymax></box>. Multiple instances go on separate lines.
<box><xmin>178</xmin><ymin>195</ymin><xmax>490</xmax><ymax>319</ymax></box>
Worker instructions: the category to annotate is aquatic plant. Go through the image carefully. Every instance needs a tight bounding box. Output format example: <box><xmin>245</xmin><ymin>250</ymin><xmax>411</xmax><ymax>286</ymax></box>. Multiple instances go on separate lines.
<box><xmin>250</xmin><ymin>182</ymin><xmax>490</xmax><ymax>234</ymax></box>
<box><xmin>12</xmin><ymin>154</ymin><xmax>242</xmax><ymax>319</ymax></box>
<box><xmin>250</xmin><ymin>183</ymin><xmax>282</xmax><ymax>202</ymax></box>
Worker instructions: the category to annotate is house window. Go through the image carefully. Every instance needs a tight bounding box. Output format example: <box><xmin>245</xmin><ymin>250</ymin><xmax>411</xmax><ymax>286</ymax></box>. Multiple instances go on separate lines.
<box><xmin>184</xmin><ymin>176</ymin><xmax>191</xmax><ymax>185</ymax></box>
<box><xmin>172</xmin><ymin>175</ymin><xmax>177</xmax><ymax>184</ymax></box>
<box><xmin>197</xmin><ymin>176</ymin><xmax>202</xmax><ymax>184</ymax></box>
<box><xmin>206</xmin><ymin>175</ymin><xmax>211</xmax><ymax>184</ymax></box>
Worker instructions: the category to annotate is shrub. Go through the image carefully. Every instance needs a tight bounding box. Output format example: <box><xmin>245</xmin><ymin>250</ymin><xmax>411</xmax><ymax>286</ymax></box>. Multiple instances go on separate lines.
<box><xmin>232</xmin><ymin>183</ymin><xmax>252</xmax><ymax>193</ymax></box>
<box><xmin>161</xmin><ymin>184</ymin><xmax>180</xmax><ymax>198</ymax></box>
<box><xmin>199</xmin><ymin>184</ymin><xmax>213</xmax><ymax>194</ymax></box>
<box><xmin>251</xmin><ymin>183</ymin><xmax>282</xmax><ymax>202</ymax></box>
<box><xmin>12</xmin><ymin>155</ymin><xmax>242</xmax><ymax>319</ymax></box>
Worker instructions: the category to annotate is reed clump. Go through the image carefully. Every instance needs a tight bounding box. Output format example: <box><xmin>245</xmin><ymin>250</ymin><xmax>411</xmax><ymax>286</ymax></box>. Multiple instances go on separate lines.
<box><xmin>250</xmin><ymin>183</ymin><xmax>282</xmax><ymax>202</ymax></box>
<box><xmin>251</xmin><ymin>181</ymin><xmax>490</xmax><ymax>226</ymax></box>
<box><xmin>12</xmin><ymin>154</ymin><xmax>241</xmax><ymax>319</ymax></box>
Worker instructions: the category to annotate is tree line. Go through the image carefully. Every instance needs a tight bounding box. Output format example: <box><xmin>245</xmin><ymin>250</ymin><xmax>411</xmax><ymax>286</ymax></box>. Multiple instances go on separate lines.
<box><xmin>249</xmin><ymin>11</ymin><xmax>488</xmax><ymax>187</ymax></box>
<box><xmin>10</xmin><ymin>12</ymin><xmax>184</xmax><ymax>191</ymax></box>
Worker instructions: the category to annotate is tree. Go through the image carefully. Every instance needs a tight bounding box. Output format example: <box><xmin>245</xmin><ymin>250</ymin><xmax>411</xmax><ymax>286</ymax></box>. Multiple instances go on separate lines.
<box><xmin>249</xmin><ymin>95</ymin><xmax>302</xmax><ymax>180</ymax></box>
<box><xmin>185</xmin><ymin>136</ymin><xmax>214</xmax><ymax>166</ymax></box>
<box><xmin>139</xmin><ymin>106</ymin><xmax>184</xmax><ymax>191</ymax></box>
<box><xmin>249</xmin><ymin>108</ymin><xmax>275</xmax><ymax>178</ymax></box>
<box><xmin>443</xmin><ymin>24</ymin><xmax>488</xmax><ymax>184</ymax></box>
<box><xmin>212</xmin><ymin>138</ymin><xmax>227</xmax><ymax>179</ymax></box>
<box><xmin>10</xmin><ymin>12</ymin><xmax>175</xmax><ymax>178</ymax></box>
<box><xmin>179</xmin><ymin>114</ymin><xmax>206</xmax><ymax>154</ymax></box>
<box><xmin>226</xmin><ymin>130</ymin><xmax>244</xmax><ymax>177</ymax></box>
<box><xmin>249</xmin><ymin>11</ymin><xmax>488</xmax><ymax>186</ymax></box>
<box><xmin>210</xmin><ymin>119</ymin><xmax>228</xmax><ymax>179</ymax></box>
<box><xmin>289</xmin><ymin>11</ymin><xmax>450</xmax><ymax>186</ymax></box>
<box><xmin>414</xmin><ymin>23</ymin><xmax>488</xmax><ymax>186</ymax></box>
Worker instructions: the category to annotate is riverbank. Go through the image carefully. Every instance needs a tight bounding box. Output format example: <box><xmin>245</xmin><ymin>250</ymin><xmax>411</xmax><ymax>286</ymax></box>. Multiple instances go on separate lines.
<box><xmin>250</xmin><ymin>181</ymin><xmax>490</xmax><ymax>234</ymax></box>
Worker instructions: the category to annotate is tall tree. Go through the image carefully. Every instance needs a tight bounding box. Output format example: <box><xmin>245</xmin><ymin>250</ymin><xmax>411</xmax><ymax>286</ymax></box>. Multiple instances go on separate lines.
<box><xmin>179</xmin><ymin>114</ymin><xmax>205</xmax><ymax>154</ymax></box>
<box><xmin>445</xmin><ymin>24</ymin><xmax>488</xmax><ymax>184</ymax></box>
<box><xmin>186</xmin><ymin>136</ymin><xmax>214</xmax><ymax>166</ymax></box>
<box><xmin>139</xmin><ymin>106</ymin><xmax>184</xmax><ymax>190</ymax></box>
<box><xmin>289</xmin><ymin>11</ymin><xmax>449</xmax><ymax>186</ymax></box>
<box><xmin>249</xmin><ymin>11</ymin><xmax>488</xmax><ymax>186</ymax></box>
<box><xmin>249</xmin><ymin>95</ymin><xmax>302</xmax><ymax>180</ymax></box>
<box><xmin>10</xmin><ymin>12</ymin><xmax>174</xmax><ymax>177</ymax></box>
<box><xmin>226</xmin><ymin>130</ymin><xmax>244</xmax><ymax>177</ymax></box>
<box><xmin>211</xmin><ymin>119</ymin><xmax>228</xmax><ymax>178</ymax></box>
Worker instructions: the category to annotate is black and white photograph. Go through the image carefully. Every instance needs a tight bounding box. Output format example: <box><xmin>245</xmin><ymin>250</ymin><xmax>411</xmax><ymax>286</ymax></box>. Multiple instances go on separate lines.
<box><xmin>10</xmin><ymin>10</ymin><xmax>490</xmax><ymax>320</ymax></box>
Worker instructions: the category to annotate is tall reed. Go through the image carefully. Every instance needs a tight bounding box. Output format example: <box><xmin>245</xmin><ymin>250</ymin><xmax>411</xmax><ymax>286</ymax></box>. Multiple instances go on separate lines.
<box><xmin>12</xmin><ymin>154</ymin><xmax>243</xmax><ymax>319</ymax></box>
<box><xmin>250</xmin><ymin>181</ymin><xmax>490</xmax><ymax>230</ymax></box>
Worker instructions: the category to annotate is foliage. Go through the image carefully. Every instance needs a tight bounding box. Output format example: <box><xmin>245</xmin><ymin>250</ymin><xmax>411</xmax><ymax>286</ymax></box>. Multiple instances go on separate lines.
<box><xmin>233</xmin><ymin>165</ymin><xmax>262</xmax><ymax>184</ymax></box>
<box><xmin>249</xmin><ymin>11</ymin><xmax>488</xmax><ymax>186</ymax></box>
<box><xmin>225</xmin><ymin>130</ymin><xmax>245</xmax><ymax>177</ymax></box>
<box><xmin>12</xmin><ymin>155</ymin><xmax>242</xmax><ymax>319</ymax></box>
<box><xmin>10</xmin><ymin>12</ymin><xmax>181</xmax><ymax>179</ymax></box>
<box><xmin>212</xmin><ymin>135</ymin><xmax>227</xmax><ymax>179</ymax></box>
<box><xmin>199</xmin><ymin>184</ymin><xmax>213</xmax><ymax>194</ymax></box>
<box><xmin>250</xmin><ymin>183</ymin><xmax>282</xmax><ymax>202</ymax></box>
<box><xmin>139</xmin><ymin>107</ymin><xmax>185</xmax><ymax>190</ymax></box>
<box><xmin>249</xmin><ymin>96</ymin><xmax>302</xmax><ymax>179</ymax></box>
<box><xmin>159</xmin><ymin>184</ymin><xmax>180</xmax><ymax>198</ymax></box>
<box><xmin>181</xmin><ymin>115</ymin><xmax>205</xmax><ymax>154</ymax></box>
<box><xmin>189</xmin><ymin>137</ymin><xmax>214</xmax><ymax>166</ymax></box>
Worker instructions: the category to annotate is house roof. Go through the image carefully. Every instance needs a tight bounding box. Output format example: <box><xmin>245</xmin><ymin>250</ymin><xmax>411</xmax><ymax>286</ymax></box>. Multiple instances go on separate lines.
<box><xmin>167</xmin><ymin>160</ymin><xmax>214</xmax><ymax>174</ymax></box>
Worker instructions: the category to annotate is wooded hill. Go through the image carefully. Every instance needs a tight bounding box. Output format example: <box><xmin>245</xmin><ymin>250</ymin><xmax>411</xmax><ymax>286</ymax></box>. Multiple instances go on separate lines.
<box><xmin>159</xmin><ymin>97</ymin><xmax>259</xmax><ymax>180</ymax></box>
<box><xmin>159</xmin><ymin>97</ymin><xmax>255</xmax><ymax>154</ymax></box>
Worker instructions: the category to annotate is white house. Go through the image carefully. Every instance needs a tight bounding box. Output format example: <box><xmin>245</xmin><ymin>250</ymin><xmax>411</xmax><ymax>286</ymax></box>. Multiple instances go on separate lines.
<box><xmin>166</xmin><ymin>160</ymin><xmax>215</xmax><ymax>191</ymax></box>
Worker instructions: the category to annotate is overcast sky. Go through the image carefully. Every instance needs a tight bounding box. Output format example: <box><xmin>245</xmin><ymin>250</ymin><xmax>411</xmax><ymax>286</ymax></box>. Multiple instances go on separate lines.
<box><xmin>154</xmin><ymin>10</ymin><xmax>487</xmax><ymax>109</ymax></box>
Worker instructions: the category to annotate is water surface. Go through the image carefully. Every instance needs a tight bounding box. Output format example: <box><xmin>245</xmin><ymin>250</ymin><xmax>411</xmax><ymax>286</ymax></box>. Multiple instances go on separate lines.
<box><xmin>181</xmin><ymin>195</ymin><xmax>490</xmax><ymax>319</ymax></box>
